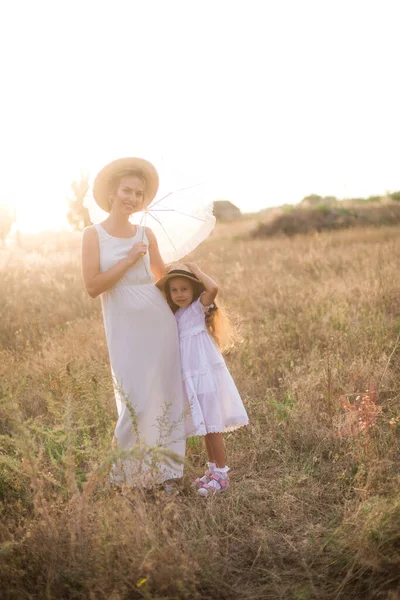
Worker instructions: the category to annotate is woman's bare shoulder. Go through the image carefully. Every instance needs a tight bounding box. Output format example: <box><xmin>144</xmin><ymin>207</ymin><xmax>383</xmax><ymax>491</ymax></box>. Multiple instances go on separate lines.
<box><xmin>82</xmin><ymin>225</ymin><xmax>99</xmax><ymax>248</ymax></box>
<box><xmin>83</xmin><ymin>225</ymin><xmax>98</xmax><ymax>237</ymax></box>
<box><xmin>144</xmin><ymin>226</ymin><xmax>157</xmax><ymax>242</ymax></box>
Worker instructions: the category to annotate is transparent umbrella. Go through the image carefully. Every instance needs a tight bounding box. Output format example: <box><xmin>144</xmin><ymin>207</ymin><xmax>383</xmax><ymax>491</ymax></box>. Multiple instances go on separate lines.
<box><xmin>132</xmin><ymin>183</ymin><xmax>215</xmax><ymax>262</ymax></box>
<box><xmin>86</xmin><ymin>181</ymin><xmax>215</xmax><ymax>263</ymax></box>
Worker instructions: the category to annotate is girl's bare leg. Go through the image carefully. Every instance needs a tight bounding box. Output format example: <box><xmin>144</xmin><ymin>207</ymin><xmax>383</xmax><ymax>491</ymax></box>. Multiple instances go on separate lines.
<box><xmin>204</xmin><ymin>435</ymin><xmax>216</xmax><ymax>463</ymax></box>
<box><xmin>204</xmin><ymin>433</ymin><xmax>226</xmax><ymax>468</ymax></box>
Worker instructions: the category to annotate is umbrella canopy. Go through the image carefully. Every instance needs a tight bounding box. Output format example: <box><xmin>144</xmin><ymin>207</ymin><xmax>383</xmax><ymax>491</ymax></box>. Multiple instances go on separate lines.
<box><xmin>132</xmin><ymin>184</ymin><xmax>215</xmax><ymax>262</ymax></box>
<box><xmin>86</xmin><ymin>181</ymin><xmax>216</xmax><ymax>263</ymax></box>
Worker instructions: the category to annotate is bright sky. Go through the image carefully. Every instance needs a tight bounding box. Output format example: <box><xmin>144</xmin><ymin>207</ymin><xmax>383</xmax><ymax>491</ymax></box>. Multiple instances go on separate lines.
<box><xmin>0</xmin><ymin>0</ymin><xmax>399</xmax><ymax>232</ymax></box>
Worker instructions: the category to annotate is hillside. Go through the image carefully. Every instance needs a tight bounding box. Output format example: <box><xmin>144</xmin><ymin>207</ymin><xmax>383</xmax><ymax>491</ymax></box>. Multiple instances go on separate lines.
<box><xmin>253</xmin><ymin>192</ymin><xmax>400</xmax><ymax>237</ymax></box>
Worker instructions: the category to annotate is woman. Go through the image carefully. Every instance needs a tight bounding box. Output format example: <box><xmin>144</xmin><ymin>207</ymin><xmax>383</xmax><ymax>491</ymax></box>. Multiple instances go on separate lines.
<box><xmin>81</xmin><ymin>157</ymin><xmax>186</xmax><ymax>486</ymax></box>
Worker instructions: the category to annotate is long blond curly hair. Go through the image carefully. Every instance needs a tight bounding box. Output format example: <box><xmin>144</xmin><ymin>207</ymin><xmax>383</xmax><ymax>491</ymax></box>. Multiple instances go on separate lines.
<box><xmin>163</xmin><ymin>270</ymin><xmax>236</xmax><ymax>353</ymax></box>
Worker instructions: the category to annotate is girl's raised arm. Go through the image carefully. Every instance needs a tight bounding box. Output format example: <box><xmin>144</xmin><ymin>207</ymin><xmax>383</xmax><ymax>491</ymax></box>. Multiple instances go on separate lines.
<box><xmin>185</xmin><ymin>262</ymin><xmax>218</xmax><ymax>306</ymax></box>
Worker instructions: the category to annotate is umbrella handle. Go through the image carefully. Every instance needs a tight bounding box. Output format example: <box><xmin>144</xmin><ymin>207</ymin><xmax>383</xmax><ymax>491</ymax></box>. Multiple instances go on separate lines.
<box><xmin>139</xmin><ymin>211</ymin><xmax>153</xmax><ymax>281</ymax></box>
<box><xmin>140</xmin><ymin>210</ymin><xmax>147</xmax><ymax>242</ymax></box>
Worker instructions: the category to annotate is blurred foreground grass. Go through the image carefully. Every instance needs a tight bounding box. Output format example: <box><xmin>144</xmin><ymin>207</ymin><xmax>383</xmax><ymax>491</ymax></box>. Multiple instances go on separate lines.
<box><xmin>0</xmin><ymin>224</ymin><xmax>399</xmax><ymax>599</ymax></box>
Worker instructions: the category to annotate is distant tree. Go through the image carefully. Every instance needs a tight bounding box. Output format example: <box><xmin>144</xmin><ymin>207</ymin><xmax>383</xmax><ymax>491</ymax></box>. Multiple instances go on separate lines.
<box><xmin>0</xmin><ymin>203</ymin><xmax>15</xmax><ymax>245</ymax></box>
<box><xmin>300</xmin><ymin>194</ymin><xmax>322</xmax><ymax>206</ymax></box>
<box><xmin>301</xmin><ymin>194</ymin><xmax>337</xmax><ymax>207</ymax></box>
<box><xmin>67</xmin><ymin>175</ymin><xmax>92</xmax><ymax>231</ymax></box>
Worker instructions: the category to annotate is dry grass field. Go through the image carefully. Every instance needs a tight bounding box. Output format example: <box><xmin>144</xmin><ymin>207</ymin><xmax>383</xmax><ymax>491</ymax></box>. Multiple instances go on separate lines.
<box><xmin>1</xmin><ymin>222</ymin><xmax>399</xmax><ymax>599</ymax></box>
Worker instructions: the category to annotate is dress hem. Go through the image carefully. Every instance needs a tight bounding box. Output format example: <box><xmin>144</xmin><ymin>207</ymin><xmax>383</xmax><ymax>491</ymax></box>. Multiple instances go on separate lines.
<box><xmin>186</xmin><ymin>420</ymin><xmax>249</xmax><ymax>438</ymax></box>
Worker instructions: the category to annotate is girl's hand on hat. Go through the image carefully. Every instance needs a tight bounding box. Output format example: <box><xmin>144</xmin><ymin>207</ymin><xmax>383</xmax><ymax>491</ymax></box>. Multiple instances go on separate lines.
<box><xmin>187</xmin><ymin>263</ymin><xmax>218</xmax><ymax>306</ymax></box>
<box><xmin>184</xmin><ymin>262</ymin><xmax>201</xmax><ymax>274</ymax></box>
<box><xmin>127</xmin><ymin>242</ymin><xmax>148</xmax><ymax>265</ymax></box>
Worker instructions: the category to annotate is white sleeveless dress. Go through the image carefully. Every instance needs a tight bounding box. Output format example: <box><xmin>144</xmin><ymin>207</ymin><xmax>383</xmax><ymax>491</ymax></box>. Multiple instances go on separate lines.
<box><xmin>94</xmin><ymin>224</ymin><xmax>186</xmax><ymax>486</ymax></box>
<box><xmin>176</xmin><ymin>297</ymin><xmax>249</xmax><ymax>436</ymax></box>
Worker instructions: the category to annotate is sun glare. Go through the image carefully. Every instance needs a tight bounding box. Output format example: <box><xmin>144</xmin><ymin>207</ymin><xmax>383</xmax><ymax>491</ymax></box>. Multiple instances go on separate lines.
<box><xmin>5</xmin><ymin>156</ymin><xmax>84</xmax><ymax>234</ymax></box>
<box><xmin>1</xmin><ymin>2</ymin><xmax>399</xmax><ymax>236</ymax></box>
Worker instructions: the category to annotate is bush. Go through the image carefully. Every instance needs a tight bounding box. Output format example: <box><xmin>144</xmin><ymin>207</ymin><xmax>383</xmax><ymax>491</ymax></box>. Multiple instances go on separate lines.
<box><xmin>252</xmin><ymin>203</ymin><xmax>400</xmax><ymax>237</ymax></box>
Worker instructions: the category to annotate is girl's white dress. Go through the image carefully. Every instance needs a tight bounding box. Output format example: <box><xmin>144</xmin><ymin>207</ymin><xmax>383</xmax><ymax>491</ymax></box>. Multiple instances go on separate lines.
<box><xmin>175</xmin><ymin>297</ymin><xmax>249</xmax><ymax>436</ymax></box>
<box><xmin>94</xmin><ymin>224</ymin><xmax>186</xmax><ymax>486</ymax></box>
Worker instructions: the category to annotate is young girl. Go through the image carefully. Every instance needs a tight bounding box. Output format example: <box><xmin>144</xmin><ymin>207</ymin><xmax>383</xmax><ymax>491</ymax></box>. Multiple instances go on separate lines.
<box><xmin>156</xmin><ymin>263</ymin><xmax>249</xmax><ymax>496</ymax></box>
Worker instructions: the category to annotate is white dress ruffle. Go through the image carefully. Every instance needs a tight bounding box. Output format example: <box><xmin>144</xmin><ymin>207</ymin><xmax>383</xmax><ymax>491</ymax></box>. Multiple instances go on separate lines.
<box><xmin>176</xmin><ymin>297</ymin><xmax>249</xmax><ymax>437</ymax></box>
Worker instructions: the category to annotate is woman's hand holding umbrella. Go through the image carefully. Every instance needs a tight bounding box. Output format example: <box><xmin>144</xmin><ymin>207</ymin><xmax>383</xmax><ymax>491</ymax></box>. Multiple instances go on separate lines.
<box><xmin>127</xmin><ymin>241</ymin><xmax>148</xmax><ymax>265</ymax></box>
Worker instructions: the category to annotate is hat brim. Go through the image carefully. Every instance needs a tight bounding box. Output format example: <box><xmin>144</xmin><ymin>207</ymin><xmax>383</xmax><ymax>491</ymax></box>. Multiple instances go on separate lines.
<box><xmin>156</xmin><ymin>269</ymin><xmax>205</xmax><ymax>293</ymax></box>
<box><xmin>93</xmin><ymin>157</ymin><xmax>159</xmax><ymax>213</ymax></box>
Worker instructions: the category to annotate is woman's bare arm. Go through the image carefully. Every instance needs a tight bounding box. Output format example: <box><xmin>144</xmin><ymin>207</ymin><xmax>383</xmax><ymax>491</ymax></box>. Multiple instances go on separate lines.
<box><xmin>81</xmin><ymin>227</ymin><xmax>147</xmax><ymax>298</ymax></box>
<box><xmin>185</xmin><ymin>262</ymin><xmax>218</xmax><ymax>306</ymax></box>
<box><xmin>146</xmin><ymin>227</ymin><xmax>166</xmax><ymax>280</ymax></box>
